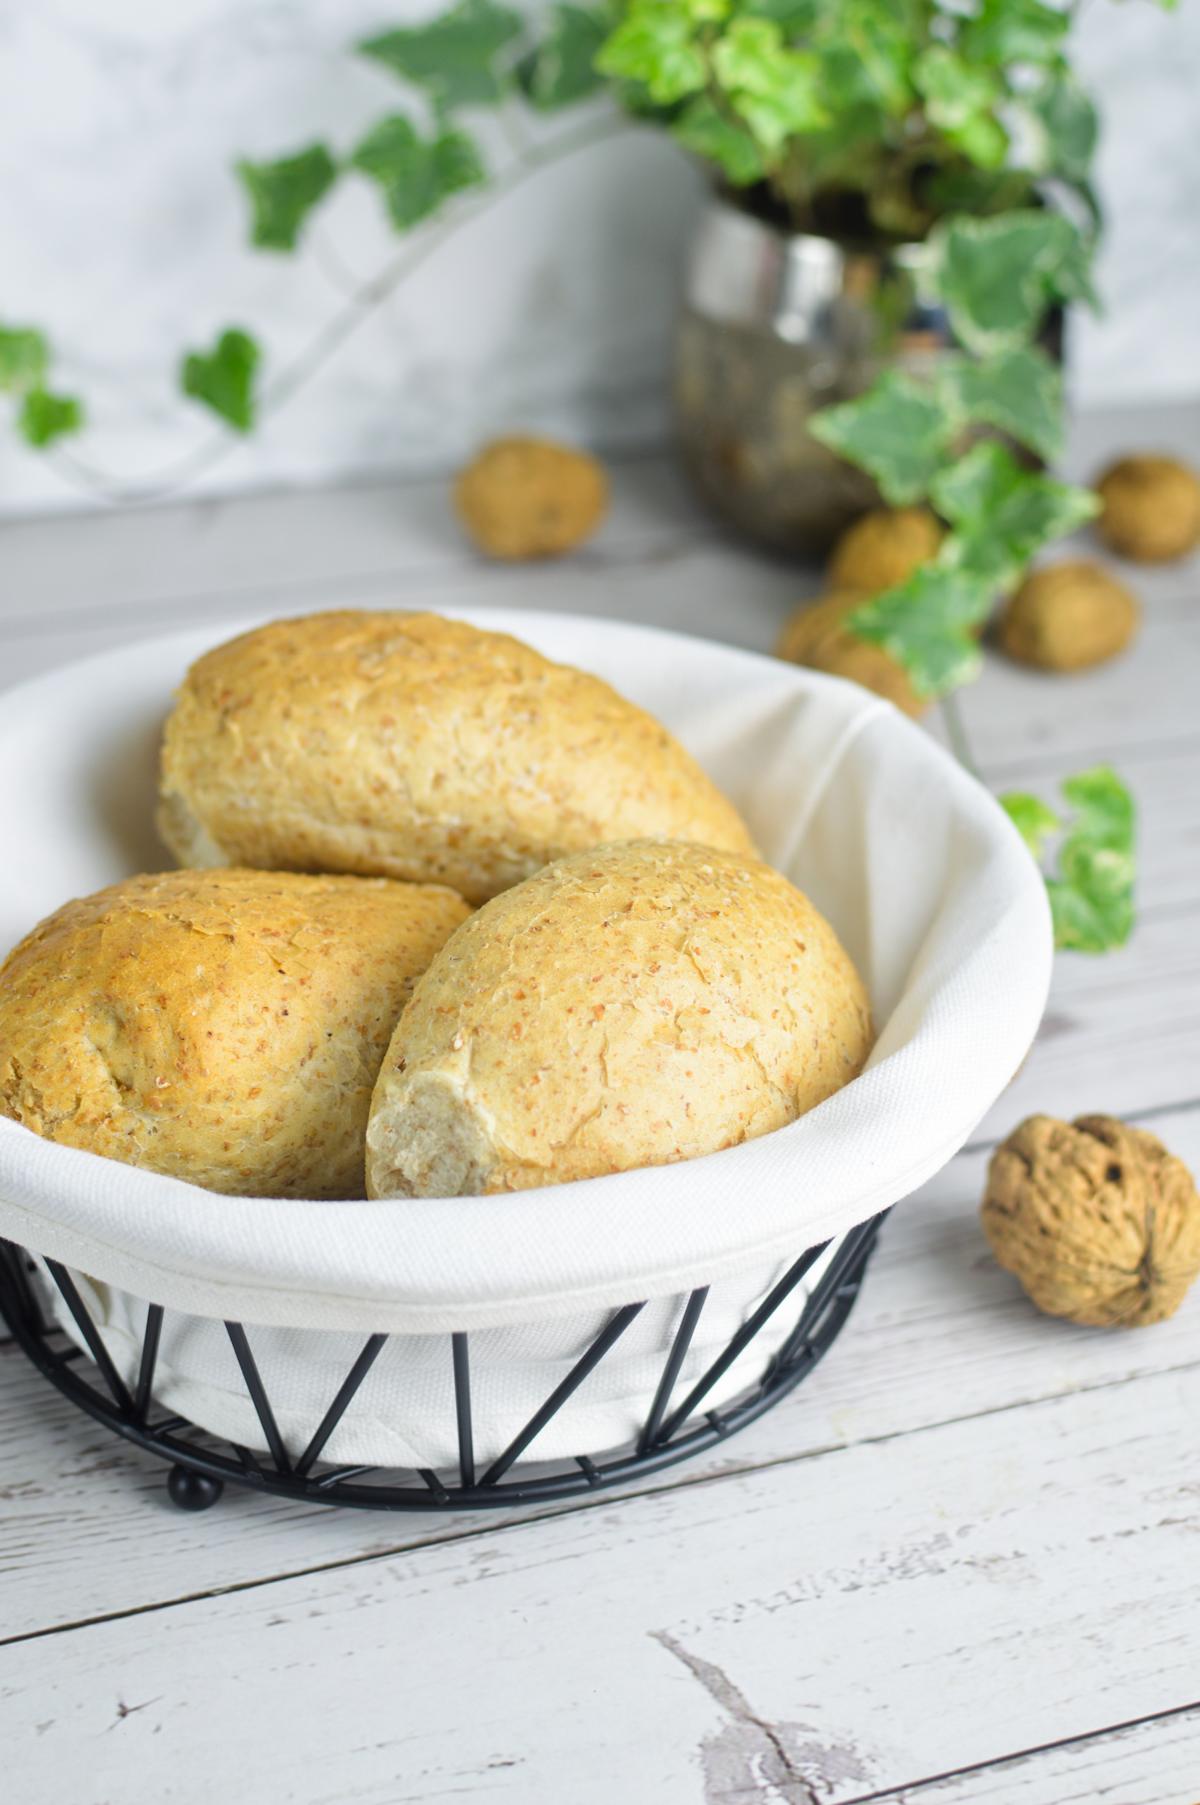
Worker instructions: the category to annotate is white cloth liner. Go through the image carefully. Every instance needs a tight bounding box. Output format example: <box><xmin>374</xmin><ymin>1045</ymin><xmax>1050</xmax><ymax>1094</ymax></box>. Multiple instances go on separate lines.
<box><xmin>0</xmin><ymin>608</ymin><xmax>1052</xmax><ymax>1467</ymax></box>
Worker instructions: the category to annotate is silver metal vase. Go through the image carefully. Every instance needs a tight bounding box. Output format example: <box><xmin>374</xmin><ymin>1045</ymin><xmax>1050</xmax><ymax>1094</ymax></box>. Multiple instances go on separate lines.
<box><xmin>675</xmin><ymin>192</ymin><xmax>953</xmax><ymax>556</ymax></box>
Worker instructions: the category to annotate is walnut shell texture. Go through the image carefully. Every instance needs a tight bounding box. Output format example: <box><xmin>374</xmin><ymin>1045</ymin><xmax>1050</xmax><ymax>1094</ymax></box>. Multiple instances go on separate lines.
<box><xmin>454</xmin><ymin>435</ymin><xmax>608</xmax><ymax>560</ymax></box>
<box><xmin>997</xmin><ymin>560</ymin><xmax>1139</xmax><ymax>671</ymax></box>
<box><xmin>775</xmin><ymin>592</ymin><xmax>926</xmax><ymax>718</ymax></box>
<box><xmin>827</xmin><ymin>507</ymin><xmax>943</xmax><ymax>594</ymax></box>
<box><xmin>1096</xmin><ymin>454</ymin><xmax>1200</xmax><ymax>564</ymax></box>
<box><xmin>982</xmin><ymin>1113</ymin><xmax>1200</xmax><ymax>1327</ymax></box>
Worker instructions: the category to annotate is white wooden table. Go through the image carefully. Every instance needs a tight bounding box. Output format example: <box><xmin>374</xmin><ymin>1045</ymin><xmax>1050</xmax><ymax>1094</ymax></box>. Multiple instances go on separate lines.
<box><xmin>1</xmin><ymin>404</ymin><xmax>1198</xmax><ymax>1805</ymax></box>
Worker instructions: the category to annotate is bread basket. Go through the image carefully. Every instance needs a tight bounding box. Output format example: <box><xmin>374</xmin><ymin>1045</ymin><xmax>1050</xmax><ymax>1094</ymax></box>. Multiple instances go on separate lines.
<box><xmin>0</xmin><ymin>609</ymin><xmax>1051</xmax><ymax>1511</ymax></box>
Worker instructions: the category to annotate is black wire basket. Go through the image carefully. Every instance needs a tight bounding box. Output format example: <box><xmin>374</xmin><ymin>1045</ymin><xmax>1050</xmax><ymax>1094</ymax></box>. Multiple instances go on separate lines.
<box><xmin>0</xmin><ymin>1213</ymin><xmax>883</xmax><ymax>1515</ymax></box>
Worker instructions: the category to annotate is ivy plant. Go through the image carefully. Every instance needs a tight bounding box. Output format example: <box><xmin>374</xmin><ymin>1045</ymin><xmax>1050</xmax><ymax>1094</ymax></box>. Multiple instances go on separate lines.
<box><xmin>1002</xmin><ymin>766</ymin><xmax>1136</xmax><ymax>954</ymax></box>
<box><xmin>0</xmin><ymin>324</ymin><xmax>84</xmax><ymax>448</ymax></box>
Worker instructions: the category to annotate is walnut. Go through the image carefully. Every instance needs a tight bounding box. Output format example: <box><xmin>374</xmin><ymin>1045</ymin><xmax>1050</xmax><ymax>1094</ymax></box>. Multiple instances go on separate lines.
<box><xmin>828</xmin><ymin>507</ymin><xmax>943</xmax><ymax>593</ymax></box>
<box><xmin>454</xmin><ymin>436</ymin><xmax>608</xmax><ymax>560</ymax></box>
<box><xmin>982</xmin><ymin>1114</ymin><xmax>1200</xmax><ymax>1327</ymax></box>
<box><xmin>997</xmin><ymin>560</ymin><xmax>1139</xmax><ymax>671</ymax></box>
<box><xmin>1096</xmin><ymin>454</ymin><xmax>1200</xmax><ymax>564</ymax></box>
<box><xmin>775</xmin><ymin>591</ymin><xmax>926</xmax><ymax>718</ymax></box>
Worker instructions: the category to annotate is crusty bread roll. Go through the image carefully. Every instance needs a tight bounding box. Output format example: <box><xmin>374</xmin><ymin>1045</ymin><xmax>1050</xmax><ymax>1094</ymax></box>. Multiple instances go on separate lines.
<box><xmin>0</xmin><ymin>868</ymin><xmax>470</xmax><ymax>1198</ymax></box>
<box><xmin>366</xmin><ymin>840</ymin><xmax>871</xmax><ymax>1198</ymax></box>
<box><xmin>158</xmin><ymin>611</ymin><xmax>754</xmax><ymax>904</ymax></box>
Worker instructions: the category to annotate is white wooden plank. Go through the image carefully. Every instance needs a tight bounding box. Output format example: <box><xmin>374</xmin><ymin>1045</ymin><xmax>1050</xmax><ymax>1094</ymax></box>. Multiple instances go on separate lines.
<box><xmin>4</xmin><ymin>1105</ymin><xmax>1198</xmax><ymax>1642</ymax></box>
<box><xmin>2</xmin><ymin>1368</ymin><xmax>1197</xmax><ymax>1804</ymax></box>
<box><xmin>0</xmin><ymin>454</ymin><xmax>711</xmax><ymax>625</ymax></box>
<box><xmin>868</xmin><ymin>1708</ymin><xmax>1200</xmax><ymax>1805</ymax></box>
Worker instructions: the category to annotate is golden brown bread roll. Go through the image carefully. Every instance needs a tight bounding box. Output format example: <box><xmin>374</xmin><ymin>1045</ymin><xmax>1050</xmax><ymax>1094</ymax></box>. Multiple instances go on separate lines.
<box><xmin>158</xmin><ymin>611</ymin><xmax>754</xmax><ymax>904</ymax></box>
<box><xmin>366</xmin><ymin>839</ymin><xmax>872</xmax><ymax>1198</ymax></box>
<box><xmin>0</xmin><ymin>868</ymin><xmax>470</xmax><ymax>1198</ymax></box>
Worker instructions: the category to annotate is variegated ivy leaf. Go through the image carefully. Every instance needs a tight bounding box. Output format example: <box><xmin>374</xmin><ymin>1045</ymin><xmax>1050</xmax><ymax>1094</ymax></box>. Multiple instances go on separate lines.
<box><xmin>958</xmin><ymin>0</ymin><xmax>1071</xmax><ymax>67</ymax></box>
<box><xmin>710</xmin><ymin>18</ymin><xmax>826</xmax><ymax>151</ymax></box>
<box><xmin>595</xmin><ymin>2</ymin><xmax>708</xmax><ymax>105</ymax></box>
<box><xmin>518</xmin><ymin>4</ymin><xmax>609</xmax><ymax>110</ymax></box>
<box><xmin>934</xmin><ymin>210</ymin><xmax>1097</xmax><ymax>356</ymax></box>
<box><xmin>351</xmin><ymin>116</ymin><xmax>484</xmax><ymax>231</ymax></box>
<box><xmin>236</xmin><ymin>143</ymin><xmax>339</xmax><ymax>252</ymax></box>
<box><xmin>672</xmin><ymin>97</ymin><xmax>765</xmax><ymax>185</ymax></box>
<box><xmin>809</xmin><ymin>370</ymin><xmax>957</xmax><ymax>507</ymax></box>
<box><xmin>1026</xmin><ymin>73</ymin><xmax>1099</xmax><ymax>188</ymax></box>
<box><xmin>912</xmin><ymin>46</ymin><xmax>1007</xmax><ymax>170</ymax></box>
<box><xmin>1002</xmin><ymin>767</ymin><xmax>1136</xmax><ymax>954</ymax></box>
<box><xmin>931</xmin><ymin>442</ymin><xmax>1099</xmax><ymax>590</ymax></box>
<box><xmin>1000</xmin><ymin>792</ymin><xmax>1061</xmax><ymax>860</ymax></box>
<box><xmin>0</xmin><ymin>325</ymin><xmax>49</xmax><ymax>393</ymax></box>
<box><xmin>848</xmin><ymin>565</ymin><xmax>993</xmax><ymax>699</ymax></box>
<box><xmin>181</xmin><ymin>327</ymin><xmax>260</xmax><ymax>433</ymax></box>
<box><xmin>938</xmin><ymin>345</ymin><xmax>1064</xmax><ymax>464</ymax></box>
<box><xmin>358</xmin><ymin>0</ymin><xmax>523</xmax><ymax>110</ymax></box>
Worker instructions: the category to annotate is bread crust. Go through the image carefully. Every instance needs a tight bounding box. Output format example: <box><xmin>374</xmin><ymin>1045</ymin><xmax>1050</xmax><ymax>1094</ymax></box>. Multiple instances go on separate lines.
<box><xmin>158</xmin><ymin>612</ymin><xmax>754</xmax><ymax>903</ymax></box>
<box><xmin>366</xmin><ymin>839</ymin><xmax>872</xmax><ymax>1197</ymax></box>
<box><xmin>0</xmin><ymin>868</ymin><xmax>470</xmax><ymax>1198</ymax></box>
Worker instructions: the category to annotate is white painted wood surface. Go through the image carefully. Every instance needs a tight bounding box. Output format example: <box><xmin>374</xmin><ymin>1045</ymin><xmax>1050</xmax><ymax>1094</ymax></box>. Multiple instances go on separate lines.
<box><xmin>1</xmin><ymin>401</ymin><xmax>1199</xmax><ymax>1803</ymax></box>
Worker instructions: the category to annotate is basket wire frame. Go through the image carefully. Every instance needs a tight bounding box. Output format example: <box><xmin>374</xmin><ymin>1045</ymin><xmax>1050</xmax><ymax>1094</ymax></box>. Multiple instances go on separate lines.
<box><xmin>0</xmin><ymin>1213</ymin><xmax>885</xmax><ymax>1514</ymax></box>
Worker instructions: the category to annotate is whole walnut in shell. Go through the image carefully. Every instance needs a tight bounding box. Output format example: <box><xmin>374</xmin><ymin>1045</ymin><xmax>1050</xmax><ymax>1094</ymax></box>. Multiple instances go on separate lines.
<box><xmin>997</xmin><ymin>560</ymin><xmax>1139</xmax><ymax>671</ymax></box>
<box><xmin>455</xmin><ymin>435</ymin><xmax>608</xmax><ymax>560</ymax></box>
<box><xmin>828</xmin><ymin>507</ymin><xmax>943</xmax><ymax>593</ymax></box>
<box><xmin>982</xmin><ymin>1114</ymin><xmax>1200</xmax><ymax>1327</ymax></box>
<box><xmin>775</xmin><ymin>592</ymin><xmax>925</xmax><ymax>718</ymax></box>
<box><xmin>1096</xmin><ymin>454</ymin><xmax>1200</xmax><ymax>563</ymax></box>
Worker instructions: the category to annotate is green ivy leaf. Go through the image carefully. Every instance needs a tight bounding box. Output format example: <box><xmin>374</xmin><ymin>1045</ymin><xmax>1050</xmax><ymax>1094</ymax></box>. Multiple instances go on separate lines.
<box><xmin>913</xmin><ymin>46</ymin><xmax>1007</xmax><ymax>169</ymax></box>
<box><xmin>181</xmin><ymin>327</ymin><xmax>260</xmax><ymax>433</ymax></box>
<box><xmin>236</xmin><ymin>143</ymin><xmax>339</xmax><ymax>252</ymax></box>
<box><xmin>932</xmin><ymin>442</ymin><xmax>1099</xmax><ymax>589</ymax></box>
<box><xmin>712</xmin><ymin>18</ymin><xmax>825</xmax><ymax>149</ymax></box>
<box><xmin>939</xmin><ymin>344</ymin><xmax>1064</xmax><ymax>464</ymax></box>
<box><xmin>595</xmin><ymin>3</ymin><xmax>708</xmax><ymax>104</ymax></box>
<box><xmin>1002</xmin><ymin>767</ymin><xmax>1136</xmax><ymax>953</ymax></box>
<box><xmin>958</xmin><ymin>0</ymin><xmax>1071</xmax><ymax>67</ymax></box>
<box><xmin>1026</xmin><ymin>72</ymin><xmax>1099</xmax><ymax>187</ymax></box>
<box><xmin>1001</xmin><ymin>792</ymin><xmax>1061</xmax><ymax>860</ymax></box>
<box><xmin>810</xmin><ymin>370</ymin><xmax>956</xmax><ymax>507</ymax></box>
<box><xmin>672</xmin><ymin>96</ymin><xmax>765</xmax><ymax>185</ymax></box>
<box><xmin>835</xmin><ymin>3</ymin><xmax>915</xmax><ymax>116</ymax></box>
<box><xmin>848</xmin><ymin>565</ymin><xmax>992</xmax><ymax>698</ymax></box>
<box><xmin>0</xmin><ymin>325</ymin><xmax>49</xmax><ymax>394</ymax></box>
<box><xmin>740</xmin><ymin>0</ymin><xmax>818</xmax><ymax>29</ymax></box>
<box><xmin>18</xmin><ymin>387</ymin><xmax>84</xmax><ymax>448</ymax></box>
<box><xmin>351</xmin><ymin>116</ymin><xmax>484</xmax><ymax>230</ymax></box>
<box><xmin>358</xmin><ymin>0</ymin><xmax>524</xmax><ymax>110</ymax></box>
<box><xmin>935</xmin><ymin>210</ymin><xmax>1096</xmax><ymax>354</ymax></box>
<box><xmin>517</xmin><ymin>4</ymin><xmax>608</xmax><ymax>110</ymax></box>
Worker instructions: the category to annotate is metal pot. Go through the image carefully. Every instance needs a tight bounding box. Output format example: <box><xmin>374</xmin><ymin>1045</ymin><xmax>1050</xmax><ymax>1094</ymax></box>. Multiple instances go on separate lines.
<box><xmin>675</xmin><ymin>193</ymin><xmax>953</xmax><ymax>556</ymax></box>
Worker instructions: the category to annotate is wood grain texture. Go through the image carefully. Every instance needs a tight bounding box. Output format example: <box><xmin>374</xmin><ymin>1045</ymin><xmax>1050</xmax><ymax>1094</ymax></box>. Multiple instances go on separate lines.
<box><xmin>866</xmin><ymin>1707</ymin><xmax>1200</xmax><ymax>1804</ymax></box>
<box><xmin>2</xmin><ymin>1370</ymin><xmax>1198</xmax><ymax>1803</ymax></box>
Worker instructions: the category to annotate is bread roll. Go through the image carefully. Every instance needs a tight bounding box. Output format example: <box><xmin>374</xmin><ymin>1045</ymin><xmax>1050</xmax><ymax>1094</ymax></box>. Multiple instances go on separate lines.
<box><xmin>0</xmin><ymin>868</ymin><xmax>470</xmax><ymax>1198</ymax></box>
<box><xmin>158</xmin><ymin>612</ymin><xmax>754</xmax><ymax>904</ymax></box>
<box><xmin>366</xmin><ymin>840</ymin><xmax>872</xmax><ymax>1198</ymax></box>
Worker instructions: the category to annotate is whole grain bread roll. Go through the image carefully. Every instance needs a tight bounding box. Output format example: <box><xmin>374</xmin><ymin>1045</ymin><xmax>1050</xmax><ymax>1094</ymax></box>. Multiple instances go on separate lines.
<box><xmin>0</xmin><ymin>868</ymin><xmax>470</xmax><ymax>1198</ymax></box>
<box><xmin>158</xmin><ymin>612</ymin><xmax>754</xmax><ymax>903</ymax></box>
<box><xmin>366</xmin><ymin>840</ymin><xmax>872</xmax><ymax>1198</ymax></box>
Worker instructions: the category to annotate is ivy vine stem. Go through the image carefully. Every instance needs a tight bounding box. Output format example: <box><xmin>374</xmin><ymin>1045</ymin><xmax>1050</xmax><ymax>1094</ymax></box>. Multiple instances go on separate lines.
<box><xmin>47</xmin><ymin>111</ymin><xmax>630</xmax><ymax>509</ymax></box>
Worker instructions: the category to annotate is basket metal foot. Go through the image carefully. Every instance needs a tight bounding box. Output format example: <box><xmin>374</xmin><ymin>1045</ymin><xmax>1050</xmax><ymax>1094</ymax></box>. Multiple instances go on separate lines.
<box><xmin>167</xmin><ymin>1464</ymin><xmax>224</xmax><ymax>1512</ymax></box>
